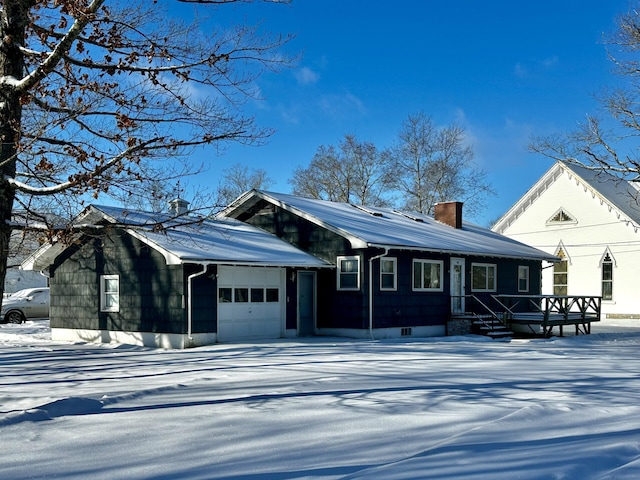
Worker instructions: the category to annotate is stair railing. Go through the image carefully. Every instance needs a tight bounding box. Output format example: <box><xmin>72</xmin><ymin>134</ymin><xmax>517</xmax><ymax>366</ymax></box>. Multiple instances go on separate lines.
<box><xmin>452</xmin><ymin>295</ymin><xmax>511</xmax><ymax>332</ymax></box>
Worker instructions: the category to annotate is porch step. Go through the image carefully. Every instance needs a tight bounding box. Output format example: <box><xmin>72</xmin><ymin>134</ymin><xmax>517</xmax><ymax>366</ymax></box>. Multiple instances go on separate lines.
<box><xmin>472</xmin><ymin>318</ymin><xmax>514</xmax><ymax>339</ymax></box>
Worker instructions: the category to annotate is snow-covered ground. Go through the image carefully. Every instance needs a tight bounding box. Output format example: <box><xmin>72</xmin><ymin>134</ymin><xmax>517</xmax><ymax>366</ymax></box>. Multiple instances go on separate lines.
<box><xmin>1</xmin><ymin>319</ymin><xmax>640</xmax><ymax>479</ymax></box>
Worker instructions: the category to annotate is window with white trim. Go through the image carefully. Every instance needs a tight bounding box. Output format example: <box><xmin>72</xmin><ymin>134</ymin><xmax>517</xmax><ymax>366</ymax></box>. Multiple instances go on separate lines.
<box><xmin>380</xmin><ymin>257</ymin><xmax>397</xmax><ymax>291</ymax></box>
<box><xmin>100</xmin><ymin>275</ymin><xmax>120</xmax><ymax>312</ymax></box>
<box><xmin>601</xmin><ymin>253</ymin><xmax>613</xmax><ymax>301</ymax></box>
<box><xmin>518</xmin><ymin>265</ymin><xmax>529</xmax><ymax>292</ymax></box>
<box><xmin>412</xmin><ymin>259</ymin><xmax>443</xmax><ymax>291</ymax></box>
<box><xmin>337</xmin><ymin>255</ymin><xmax>360</xmax><ymax>290</ymax></box>
<box><xmin>546</xmin><ymin>208</ymin><xmax>577</xmax><ymax>225</ymax></box>
<box><xmin>553</xmin><ymin>248</ymin><xmax>568</xmax><ymax>296</ymax></box>
<box><xmin>471</xmin><ymin>263</ymin><xmax>496</xmax><ymax>292</ymax></box>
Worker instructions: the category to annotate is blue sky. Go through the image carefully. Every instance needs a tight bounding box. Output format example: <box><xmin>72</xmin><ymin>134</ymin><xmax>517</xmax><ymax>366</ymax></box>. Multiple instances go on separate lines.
<box><xmin>179</xmin><ymin>0</ymin><xmax>631</xmax><ymax>225</ymax></box>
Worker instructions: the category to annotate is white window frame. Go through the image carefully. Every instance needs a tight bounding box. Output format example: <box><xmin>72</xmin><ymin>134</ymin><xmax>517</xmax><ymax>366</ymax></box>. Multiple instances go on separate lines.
<box><xmin>412</xmin><ymin>259</ymin><xmax>444</xmax><ymax>292</ymax></box>
<box><xmin>380</xmin><ymin>257</ymin><xmax>397</xmax><ymax>291</ymax></box>
<box><xmin>518</xmin><ymin>265</ymin><xmax>529</xmax><ymax>292</ymax></box>
<box><xmin>546</xmin><ymin>207</ymin><xmax>578</xmax><ymax>226</ymax></box>
<box><xmin>471</xmin><ymin>263</ymin><xmax>497</xmax><ymax>292</ymax></box>
<box><xmin>337</xmin><ymin>255</ymin><xmax>360</xmax><ymax>291</ymax></box>
<box><xmin>100</xmin><ymin>274</ymin><xmax>120</xmax><ymax>312</ymax></box>
<box><xmin>601</xmin><ymin>252</ymin><xmax>613</xmax><ymax>301</ymax></box>
<box><xmin>553</xmin><ymin>247</ymin><xmax>568</xmax><ymax>296</ymax></box>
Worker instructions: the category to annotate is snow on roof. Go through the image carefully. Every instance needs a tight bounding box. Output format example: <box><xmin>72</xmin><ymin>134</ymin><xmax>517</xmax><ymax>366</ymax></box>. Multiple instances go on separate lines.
<box><xmin>23</xmin><ymin>205</ymin><xmax>332</xmax><ymax>270</ymax></box>
<box><xmin>561</xmin><ymin>161</ymin><xmax>640</xmax><ymax>226</ymax></box>
<box><xmin>494</xmin><ymin>161</ymin><xmax>640</xmax><ymax>234</ymax></box>
<box><xmin>226</xmin><ymin>191</ymin><xmax>557</xmax><ymax>262</ymax></box>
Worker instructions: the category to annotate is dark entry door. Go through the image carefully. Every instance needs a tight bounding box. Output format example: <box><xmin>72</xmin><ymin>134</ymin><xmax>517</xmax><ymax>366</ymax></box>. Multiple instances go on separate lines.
<box><xmin>298</xmin><ymin>271</ymin><xmax>316</xmax><ymax>336</ymax></box>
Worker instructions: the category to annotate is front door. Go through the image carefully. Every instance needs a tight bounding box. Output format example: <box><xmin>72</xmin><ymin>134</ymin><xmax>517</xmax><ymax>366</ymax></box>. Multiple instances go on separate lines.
<box><xmin>298</xmin><ymin>271</ymin><xmax>316</xmax><ymax>336</ymax></box>
<box><xmin>450</xmin><ymin>258</ymin><xmax>465</xmax><ymax>314</ymax></box>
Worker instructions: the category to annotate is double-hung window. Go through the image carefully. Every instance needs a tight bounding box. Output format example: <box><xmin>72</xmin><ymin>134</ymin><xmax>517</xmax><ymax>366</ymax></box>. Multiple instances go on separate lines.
<box><xmin>518</xmin><ymin>266</ymin><xmax>529</xmax><ymax>292</ymax></box>
<box><xmin>471</xmin><ymin>263</ymin><xmax>496</xmax><ymax>292</ymax></box>
<box><xmin>100</xmin><ymin>274</ymin><xmax>120</xmax><ymax>312</ymax></box>
<box><xmin>337</xmin><ymin>255</ymin><xmax>360</xmax><ymax>290</ymax></box>
<box><xmin>380</xmin><ymin>257</ymin><xmax>397</xmax><ymax>291</ymax></box>
<box><xmin>412</xmin><ymin>259</ymin><xmax>443</xmax><ymax>291</ymax></box>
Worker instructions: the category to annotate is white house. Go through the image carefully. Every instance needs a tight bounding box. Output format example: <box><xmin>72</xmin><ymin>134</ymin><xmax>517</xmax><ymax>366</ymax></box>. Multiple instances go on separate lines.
<box><xmin>493</xmin><ymin>161</ymin><xmax>640</xmax><ymax>319</ymax></box>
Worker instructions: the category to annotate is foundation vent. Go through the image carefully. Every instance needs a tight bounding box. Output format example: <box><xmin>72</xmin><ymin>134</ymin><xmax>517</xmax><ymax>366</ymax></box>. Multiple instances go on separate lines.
<box><xmin>401</xmin><ymin>327</ymin><xmax>412</xmax><ymax>336</ymax></box>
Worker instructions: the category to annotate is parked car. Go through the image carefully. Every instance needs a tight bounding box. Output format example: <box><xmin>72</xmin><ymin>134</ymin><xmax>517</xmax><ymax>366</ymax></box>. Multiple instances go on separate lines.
<box><xmin>0</xmin><ymin>287</ymin><xmax>50</xmax><ymax>324</ymax></box>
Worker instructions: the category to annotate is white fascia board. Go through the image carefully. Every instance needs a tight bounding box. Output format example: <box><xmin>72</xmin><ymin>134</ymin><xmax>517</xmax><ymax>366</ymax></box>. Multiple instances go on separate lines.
<box><xmin>20</xmin><ymin>242</ymin><xmax>67</xmax><ymax>271</ymax></box>
<box><xmin>180</xmin><ymin>260</ymin><xmax>334</xmax><ymax>268</ymax></box>
<box><xmin>561</xmin><ymin>163</ymin><xmax>640</xmax><ymax>230</ymax></box>
<box><xmin>256</xmin><ymin>191</ymin><xmax>368</xmax><ymax>249</ymax></box>
<box><xmin>216</xmin><ymin>189</ymin><xmax>257</xmax><ymax>218</ymax></box>
<box><xmin>125</xmin><ymin>228</ymin><xmax>183</xmax><ymax>265</ymax></box>
<box><xmin>492</xmin><ymin>162</ymin><xmax>563</xmax><ymax>234</ymax></box>
<box><xmin>126</xmin><ymin>228</ymin><xmax>333</xmax><ymax>268</ymax></box>
<box><xmin>367</xmin><ymin>243</ymin><xmax>559</xmax><ymax>263</ymax></box>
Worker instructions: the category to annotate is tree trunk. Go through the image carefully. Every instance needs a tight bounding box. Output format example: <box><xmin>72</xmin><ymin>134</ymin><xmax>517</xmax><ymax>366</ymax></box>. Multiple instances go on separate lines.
<box><xmin>0</xmin><ymin>1</ymin><xmax>28</xmax><ymax>301</ymax></box>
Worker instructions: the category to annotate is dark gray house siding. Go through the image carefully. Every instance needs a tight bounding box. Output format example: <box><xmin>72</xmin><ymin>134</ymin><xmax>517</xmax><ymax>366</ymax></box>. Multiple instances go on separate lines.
<box><xmin>49</xmin><ymin>228</ymin><xmax>217</xmax><ymax>335</ymax></box>
<box><xmin>234</xmin><ymin>199</ymin><xmax>354</xmax><ymax>263</ymax></box>
<box><xmin>237</xmin><ymin>199</ymin><xmax>370</xmax><ymax>330</ymax></box>
<box><xmin>229</xmin><ymin>198</ymin><xmax>545</xmax><ymax>334</ymax></box>
<box><xmin>369</xmin><ymin>251</ymin><xmax>450</xmax><ymax>329</ymax></box>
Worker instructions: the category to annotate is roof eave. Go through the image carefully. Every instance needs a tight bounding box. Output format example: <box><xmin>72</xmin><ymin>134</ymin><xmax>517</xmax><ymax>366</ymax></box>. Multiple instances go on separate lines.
<box><xmin>179</xmin><ymin>259</ymin><xmax>333</xmax><ymax>268</ymax></box>
<box><xmin>366</xmin><ymin>243</ymin><xmax>558</xmax><ymax>262</ymax></box>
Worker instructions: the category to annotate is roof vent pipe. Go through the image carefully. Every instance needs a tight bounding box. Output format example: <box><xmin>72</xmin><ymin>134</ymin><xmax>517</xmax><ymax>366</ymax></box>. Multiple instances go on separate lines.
<box><xmin>434</xmin><ymin>201</ymin><xmax>463</xmax><ymax>229</ymax></box>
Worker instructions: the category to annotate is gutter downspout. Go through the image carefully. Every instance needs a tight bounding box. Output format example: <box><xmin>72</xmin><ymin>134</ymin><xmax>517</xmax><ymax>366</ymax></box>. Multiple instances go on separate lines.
<box><xmin>368</xmin><ymin>248</ymin><xmax>390</xmax><ymax>340</ymax></box>
<box><xmin>187</xmin><ymin>263</ymin><xmax>210</xmax><ymax>343</ymax></box>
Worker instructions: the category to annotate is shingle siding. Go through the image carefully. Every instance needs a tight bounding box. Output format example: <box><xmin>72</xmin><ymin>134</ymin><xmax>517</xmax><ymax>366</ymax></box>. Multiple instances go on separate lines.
<box><xmin>235</xmin><ymin>198</ymin><xmax>544</xmax><ymax>332</ymax></box>
<box><xmin>49</xmin><ymin>229</ymin><xmax>201</xmax><ymax>334</ymax></box>
<box><xmin>239</xmin><ymin>199</ymin><xmax>355</xmax><ymax>262</ymax></box>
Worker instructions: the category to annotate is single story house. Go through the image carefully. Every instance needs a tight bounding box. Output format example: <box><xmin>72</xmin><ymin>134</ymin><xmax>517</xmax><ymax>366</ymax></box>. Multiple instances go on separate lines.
<box><xmin>23</xmin><ymin>192</ymin><xmax>556</xmax><ymax>348</ymax></box>
<box><xmin>219</xmin><ymin>190</ymin><xmax>557</xmax><ymax>339</ymax></box>
<box><xmin>493</xmin><ymin>160</ymin><xmax>640</xmax><ymax>319</ymax></box>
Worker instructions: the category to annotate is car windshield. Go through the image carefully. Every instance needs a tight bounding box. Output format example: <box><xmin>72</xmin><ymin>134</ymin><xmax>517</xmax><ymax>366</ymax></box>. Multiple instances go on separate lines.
<box><xmin>11</xmin><ymin>290</ymin><xmax>35</xmax><ymax>299</ymax></box>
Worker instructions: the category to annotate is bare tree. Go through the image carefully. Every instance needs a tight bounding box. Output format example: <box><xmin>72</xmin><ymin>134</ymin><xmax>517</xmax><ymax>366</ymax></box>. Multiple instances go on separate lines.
<box><xmin>389</xmin><ymin>112</ymin><xmax>494</xmax><ymax>218</ymax></box>
<box><xmin>530</xmin><ymin>4</ymin><xmax>640</xmax><ymax>188</ymax></box>
<box><xmin>0</xmin><ymin>0</ymin><xmax>292</xmax><ymax>298</ymax></box>
<box><xmin>216</xmin><ymin>162</ymin><xmax>275</xmax><ymax>205</ymax></box>
<box><xmin>290</xmin><ymin>134</ymin><xmax>391</xmax><ymax>206</ymax></box>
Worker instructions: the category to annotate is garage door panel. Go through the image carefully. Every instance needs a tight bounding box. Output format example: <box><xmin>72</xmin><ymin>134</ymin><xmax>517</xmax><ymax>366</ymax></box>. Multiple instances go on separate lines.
<box><xmin>217</xmin><ymin>267</ymin><xmax>283</xmax><ymax>342</ymax></box>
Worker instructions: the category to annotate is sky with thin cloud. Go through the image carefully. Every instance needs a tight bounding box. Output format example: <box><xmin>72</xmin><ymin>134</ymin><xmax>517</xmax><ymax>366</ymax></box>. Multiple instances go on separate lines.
<box><xmin>174</xmin><ymin>0</ymin><xmax>630</xmax><ymax>225</ymax></box>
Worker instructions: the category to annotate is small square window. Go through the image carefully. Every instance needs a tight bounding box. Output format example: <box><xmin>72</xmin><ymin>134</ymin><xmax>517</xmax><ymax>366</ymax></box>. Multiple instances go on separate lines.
<box><xmin>251</xmin><ymin>288</ymin><xmax>265</xmax><ymax>303</ymax></box>
<box><xmin>219</xmin><ymin>288</ymin><xmax>232</xmax><ymax>303</ymax></box>
<box><xmin>266</xmin><ymin>288</ymin><xmax>279</xmax><ymax>302</ymax></box>
<box><xmin>234</xmin><ymin>288</ymin><xmax>249</xmax><ymax>303</ymax></box>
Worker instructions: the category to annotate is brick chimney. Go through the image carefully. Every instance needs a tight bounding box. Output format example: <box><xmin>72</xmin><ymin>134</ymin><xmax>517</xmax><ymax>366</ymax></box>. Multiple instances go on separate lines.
<box><xmin>434</xmin><ymin>201</ymin><xmax>463</xmax><ymax>229</ymax></box>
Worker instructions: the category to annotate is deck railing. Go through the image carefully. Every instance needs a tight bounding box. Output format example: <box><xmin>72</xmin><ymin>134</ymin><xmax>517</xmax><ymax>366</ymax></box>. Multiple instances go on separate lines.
<box><xmin>451</xmin><ymin>294</ymin><xmax>602</xmax><ymax>337</ymax></box>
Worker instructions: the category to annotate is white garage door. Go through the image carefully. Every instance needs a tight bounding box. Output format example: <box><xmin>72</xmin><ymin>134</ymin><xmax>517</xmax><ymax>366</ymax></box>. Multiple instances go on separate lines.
<box><xmin>217</xmin><ymin>266</ymin><xmax>284</xmax><ymax>342</ymax></box>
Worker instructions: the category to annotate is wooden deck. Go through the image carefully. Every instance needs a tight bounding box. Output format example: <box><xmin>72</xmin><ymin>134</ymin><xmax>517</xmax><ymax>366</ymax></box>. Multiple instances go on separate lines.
<box><xmin>452</xmin><ymin>294</ymin><xmax>601</xmax><ymax>338</ymax></box>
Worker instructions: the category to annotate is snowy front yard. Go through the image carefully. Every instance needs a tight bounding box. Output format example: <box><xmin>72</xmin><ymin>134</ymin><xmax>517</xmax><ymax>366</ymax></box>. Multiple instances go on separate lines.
<box><xmin>1</xmin><ymin>320</ymin><xmax>640</xmax><ymax>479</ymax></box>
